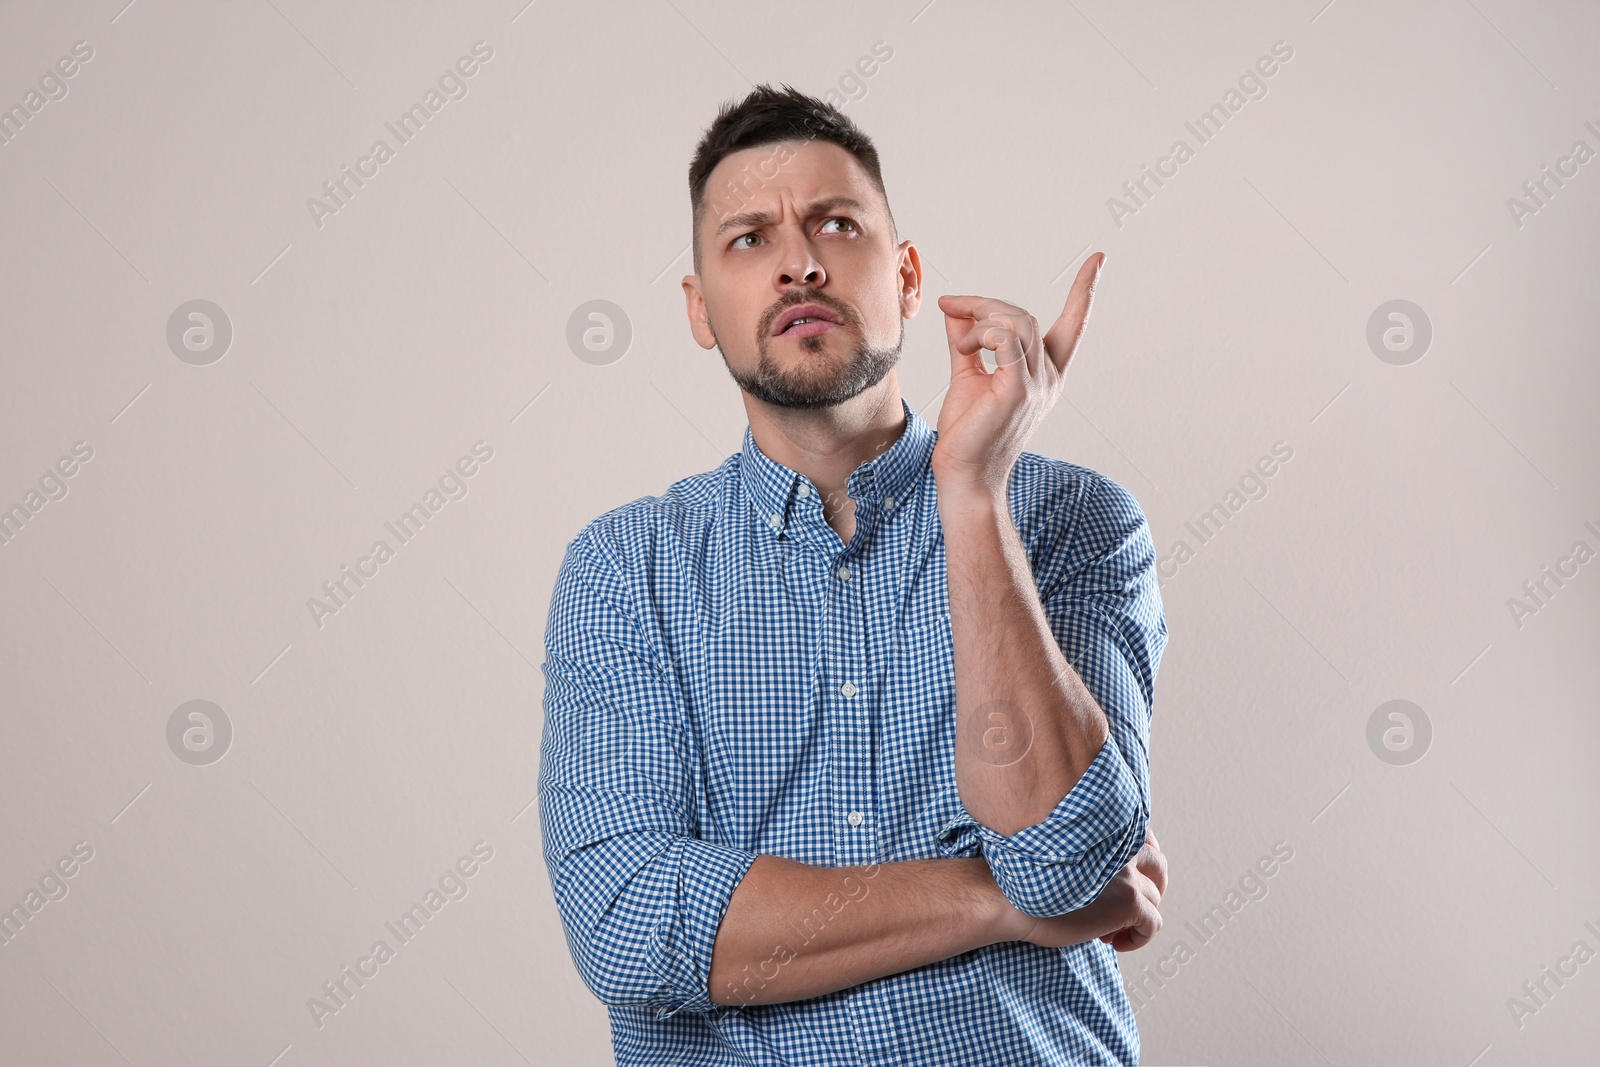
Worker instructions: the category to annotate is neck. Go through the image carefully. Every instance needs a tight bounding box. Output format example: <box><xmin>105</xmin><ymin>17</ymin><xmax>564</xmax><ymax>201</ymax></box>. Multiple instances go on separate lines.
<box><xmin>744</xmin><ymin>382</ymin><xmax>906</xmax><ymax>515</ymax></box>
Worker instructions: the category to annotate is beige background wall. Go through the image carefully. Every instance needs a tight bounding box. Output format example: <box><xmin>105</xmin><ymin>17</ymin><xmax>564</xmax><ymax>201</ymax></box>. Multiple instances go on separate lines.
<box><xmin>2</xmin><ymin>1</ymin><xmax>1596</xmax><ymax>1064</ymax></box>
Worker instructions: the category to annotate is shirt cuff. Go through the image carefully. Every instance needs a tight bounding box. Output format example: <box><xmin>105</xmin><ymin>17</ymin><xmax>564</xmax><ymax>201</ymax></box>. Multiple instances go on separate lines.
<box><xmin>934</xmin><ymin>735</ymin><xmax>1146</xmax><ymax>917</ymax></box>
<box><xmin>645</xmin><ymin>839</ymin><xmax>760</xmax><ymax>1019</ymax></box>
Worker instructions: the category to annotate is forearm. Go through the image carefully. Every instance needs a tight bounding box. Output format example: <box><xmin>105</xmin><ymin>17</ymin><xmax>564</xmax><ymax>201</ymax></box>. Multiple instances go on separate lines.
<box><xmin>708</xmin><ymin>854</ymin><xmax>1006</xmax><ymax>1007</ymax></box>
<box><xmin>940</xmin><ymin>486</ymin><xmax>1109</xmax><ymax>835</ymax></box>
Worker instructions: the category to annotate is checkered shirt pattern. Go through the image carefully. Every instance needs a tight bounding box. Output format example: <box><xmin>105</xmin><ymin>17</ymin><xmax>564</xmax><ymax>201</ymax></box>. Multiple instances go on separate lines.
<box><xmin>539</xmin><ymin>395</ymin><xmax>1167</xmax><ymax>1066</ymax></box>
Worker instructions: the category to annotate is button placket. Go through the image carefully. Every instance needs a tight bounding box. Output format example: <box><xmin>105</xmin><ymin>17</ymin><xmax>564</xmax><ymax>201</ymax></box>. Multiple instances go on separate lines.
<box><xmin>826</xmin><ymin>536</ymin><xmax>873</xmax><ymax>865</ymax></box>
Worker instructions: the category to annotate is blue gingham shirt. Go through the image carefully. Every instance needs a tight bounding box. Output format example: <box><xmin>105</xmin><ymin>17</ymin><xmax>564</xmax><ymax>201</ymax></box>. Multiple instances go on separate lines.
<box><xmin>538</xmin><ymin>396</ymin><xmax>1167</xmax><ymax>1065</ymax></box>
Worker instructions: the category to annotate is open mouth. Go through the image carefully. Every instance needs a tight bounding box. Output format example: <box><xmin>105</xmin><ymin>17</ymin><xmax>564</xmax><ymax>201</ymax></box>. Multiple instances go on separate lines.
<box><xmin>773</xmin><ymin>304</ymin><xmax>843</xmax><ymax>338</ymax></box>
<box><xmin>779</xmin><ymin>318</ymin><xmax>836</xmax><ymax>338</ymax></box>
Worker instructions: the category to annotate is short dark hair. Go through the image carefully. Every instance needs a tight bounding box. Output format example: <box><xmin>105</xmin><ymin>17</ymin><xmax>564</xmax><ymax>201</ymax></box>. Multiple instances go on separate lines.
<box><xmin>687</xmin><ymin>83</ymin><xmax>895</xmax><ymax>275</ymax></box>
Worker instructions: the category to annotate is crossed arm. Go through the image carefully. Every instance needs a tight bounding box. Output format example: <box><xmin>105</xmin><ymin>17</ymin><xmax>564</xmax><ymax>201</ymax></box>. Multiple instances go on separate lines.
<box><xmin>538</xmin><ymin>473</ymin><xmax>1167</xmax><ymax>1016</ymax></box>
<box><xmin>933</xmin><ymin>472</ymin><xmax>1165</xmax><ymax>919</ymax></box>
<box><xmin>707</xmin><ymin>471</ymin><xmax>1169</xmax><ymax>1004</ymax></box>
<box><xmin>705</xmin><ymin>838</ymin><xmax>1166</xmax><ymax>1007</ymax></box>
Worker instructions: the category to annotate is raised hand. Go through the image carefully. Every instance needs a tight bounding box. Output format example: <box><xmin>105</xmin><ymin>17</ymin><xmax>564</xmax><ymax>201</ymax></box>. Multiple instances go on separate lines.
<box><xmin>932</xmin><ymin>252</ymin><xmax>1106</xmax><ymax>497</ymax></box>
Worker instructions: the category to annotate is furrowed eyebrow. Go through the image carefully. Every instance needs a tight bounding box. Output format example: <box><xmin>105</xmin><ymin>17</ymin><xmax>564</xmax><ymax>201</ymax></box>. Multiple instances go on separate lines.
<box><xmin>713</xmin><ymin>197</ymin><xmax>869</xmax><ymax>239</ymax></box>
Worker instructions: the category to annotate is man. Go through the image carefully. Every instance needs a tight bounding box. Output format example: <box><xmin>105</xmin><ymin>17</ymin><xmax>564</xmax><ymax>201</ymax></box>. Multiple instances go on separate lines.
<box><xmin>539</xmin><ymin>84</ymin><xmax>1169</xmax><ymax>1065</ymax></box>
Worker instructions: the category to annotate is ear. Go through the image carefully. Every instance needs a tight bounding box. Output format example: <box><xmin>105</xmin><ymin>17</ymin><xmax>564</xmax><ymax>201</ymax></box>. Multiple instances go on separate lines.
<box><xmin>897</xmin><ymin>241</ymin><xmax>923</xmax><ymax>320</ymax></box>
<box><xmin>682</xmin><ymin>275</ymin><xmax>718</xmax><ymax>350</ymax></box>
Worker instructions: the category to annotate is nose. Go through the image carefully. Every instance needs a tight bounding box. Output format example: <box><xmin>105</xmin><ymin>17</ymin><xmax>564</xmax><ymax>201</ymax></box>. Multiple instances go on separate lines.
<box><xmin>776</xmin><ymin>244</ymin><xmax>824</xmax><ymax>288</ymax></box>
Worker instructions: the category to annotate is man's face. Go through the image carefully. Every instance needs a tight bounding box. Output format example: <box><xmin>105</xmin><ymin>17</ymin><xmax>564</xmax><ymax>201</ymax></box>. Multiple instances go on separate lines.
<box><xmin>684</xmin><ymin>139</ymin><xmax>921</xmax><ymax>410</ymax></box>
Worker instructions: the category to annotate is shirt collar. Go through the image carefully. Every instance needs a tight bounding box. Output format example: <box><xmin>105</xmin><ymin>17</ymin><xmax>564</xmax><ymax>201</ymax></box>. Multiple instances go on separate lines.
<box><xmin>739</xmin><ymin>395</ymin><xmax>935</xmax><ymax>540</ymax></box>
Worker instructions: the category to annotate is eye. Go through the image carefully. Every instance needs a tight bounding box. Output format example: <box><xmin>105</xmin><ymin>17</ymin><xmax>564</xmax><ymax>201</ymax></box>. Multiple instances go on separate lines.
<box><xmin>731</xmin><ymin>217</ymin><xmax>857</xmax><ymax>250</ymax></box>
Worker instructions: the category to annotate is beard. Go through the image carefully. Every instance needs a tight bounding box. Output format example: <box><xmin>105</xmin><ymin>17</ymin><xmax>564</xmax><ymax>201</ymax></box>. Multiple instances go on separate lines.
<box><xmin>714</xmin><ymin>313</ymin><xmax>904</xmax><ymax>411</ymax></box>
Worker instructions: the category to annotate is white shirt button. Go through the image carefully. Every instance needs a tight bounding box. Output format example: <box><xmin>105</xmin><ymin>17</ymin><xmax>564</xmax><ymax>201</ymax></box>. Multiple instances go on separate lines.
<box><xmin>836</xmin><ymin>564</ymin><xmax>852</xmax><ymax>581</ymax></box>
<box><xmin>797</xmin><ymin>483</ymin><xmax>810</xmax><ymax>498</ymax></box>
<box><xmin>768</xmin><ymin>513</ymin><xmax>781</xmax><ymax>530</ymax></box>
<box><xmin>883</xmin><ymin>495</ymin><xmax>896</xmax><ymax>510</ymax></box>
<box><xmin>846</xmin><ymin>810</ymin><xmax>864</xmax><ymax>827</ymax></box>
<box><xmin>839</xmin><ymin>681</ymin><xmax>857</xmax><ymax>698</ymax></box>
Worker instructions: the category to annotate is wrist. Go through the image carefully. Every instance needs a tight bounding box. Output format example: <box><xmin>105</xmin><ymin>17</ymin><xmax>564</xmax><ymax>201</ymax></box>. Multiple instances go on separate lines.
<box><xmin>935</xmin><ymin>478</ymin><xmax>1009</xmax><ymax>523</ymax></box>
<box><xmin>957</xmin><ymin>856</ymin><xmax>1025</xmax><ymax>946</ymax></box>
<box><xmin>931</xmin><ymin>449</ymin><xmax>1011</xmax><ymax>507</ymax></box>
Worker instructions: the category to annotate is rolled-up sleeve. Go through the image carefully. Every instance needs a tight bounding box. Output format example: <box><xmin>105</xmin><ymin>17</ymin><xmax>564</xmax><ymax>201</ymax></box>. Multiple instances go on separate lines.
<box><xmin>934</xmin><ymin>471</ymin><xmax>1167</xmax><ymax>918</ymax></box>
<box><xmin>537</xmin><ymin>533</ymin><xmax>757</xmax><ymax>1019</ymax></box>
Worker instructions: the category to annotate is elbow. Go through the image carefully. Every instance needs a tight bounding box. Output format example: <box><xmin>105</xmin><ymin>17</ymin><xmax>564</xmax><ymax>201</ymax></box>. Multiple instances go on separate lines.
<box><xmin>1078</xmin><ymin>798</ymin><xmax>1150</xmax><ymax>905</ymax></box>
<box><xmin>565</xmin><ymin>930</ymin><xmax>643</xmax><ymax>1009</ymax></box>
<box><xmin>572</xmin><ymin>939</ymin><xmax>685</xmax><ymax>1013</ymax></box>
<box><xmin>991</xmin><ymin>848</ymin><xmax>1106</xmax><ymax>917</ymax></box>
<box><xmin>544</xmin><ymin>832</ymin><xmax>755</xmax><ymax>1019</ymax></box>
<box><xmin>553</xmin><ymin>884</ymin><xmax>712</xmax><ymax>1016</ymax></box>
<box><xmin>1119</xmin><ymin>802</ymin><xmax>1151</xmax><ymax>872</ymax></box>
<box><xmin>995</xmin><ymin>802</ymin><xmax>1150</xmax><ymax>919</ymax></box>
<box><xmin>1003</xmin><ymin>874</ymin><xmax>1101</xmax><ymax>919</ymax></box>
<box><xmin>546</xmin><ymin>877</ymin><xmax>660</xmax><ymax>1011</ymax></box>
